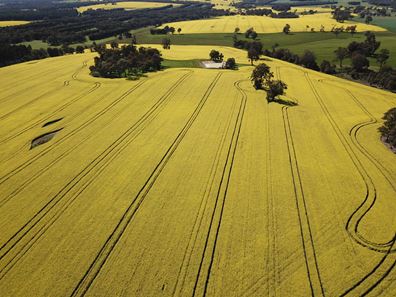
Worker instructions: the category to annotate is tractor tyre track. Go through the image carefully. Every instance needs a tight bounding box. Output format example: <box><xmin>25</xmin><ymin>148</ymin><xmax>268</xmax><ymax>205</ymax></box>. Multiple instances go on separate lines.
<box><xmin>0</xmin><ymin>71</ymin><xmax>193</xmax><ymax>279</ymax></box>
<box><xmin>279</xmin><ymin>68</ymin><xmax>325</xmax><ymax>297</ymax></box>
<box><xmin>0</xmin><ymin>76</ymin><xmax>152</xmax><ymax>186</ymax></box>
<box><xmin>0</xmin><ymin>82</ymin><xmax>101</xmax><ymax>147</ymax></box>
<box><xmin>172</xmin><ymin>83</ymin><xmax>239</xmax><ymax>296</ymax></box>
<box><xmin>172</xmin><ymin>79</ymin><xmax>245</xmax><ymax>297</ymax></box>
<box><xmin>305</xmin><ymin>72</ymin><xmax>395</xmax><ymax>252</ymax></box>
<box><xmin>69</xmin><ymin>72</ymin><xmax>222</xmax><ymax>297</ymax></box>
<box><xmin>191</xmin><ymin>79</ymin><xmax>246</xmax><ymax>297</ymax></box>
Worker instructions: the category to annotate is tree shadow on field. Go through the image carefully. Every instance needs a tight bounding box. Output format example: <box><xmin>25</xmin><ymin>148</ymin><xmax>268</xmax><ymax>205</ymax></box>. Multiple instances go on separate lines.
<box><xmin>270</xmin><ymin>97</ymin><xmax>298</xmax><ymax>106</ymax></box>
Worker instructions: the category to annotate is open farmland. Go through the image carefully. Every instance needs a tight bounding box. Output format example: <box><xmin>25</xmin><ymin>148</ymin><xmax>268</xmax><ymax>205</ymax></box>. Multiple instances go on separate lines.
<box><xmin>76</xmin><ymin>1</ymin><xmax>180</xmax><ymax>13</ymax></box>
<box><xmin>161</xmin><ymin>14</ymin><xmax>386</xmax><ymax>34</ymax></box>
<box><xmin>0</xmin><ymin>45</ymin><xmax>395</xmax><ymax>296</ymax></box>
<box><xmin>0</xmin><ymin>21</ymin><xmax>30</xmax><ymax>27</ymax></box>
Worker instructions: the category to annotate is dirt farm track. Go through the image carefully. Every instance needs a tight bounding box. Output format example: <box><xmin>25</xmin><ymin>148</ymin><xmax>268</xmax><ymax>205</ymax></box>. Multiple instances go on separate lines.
<box><xmin>0</xmin><ymin>48</ymin><xmax>395</xmax><ymax>297</ymax></box>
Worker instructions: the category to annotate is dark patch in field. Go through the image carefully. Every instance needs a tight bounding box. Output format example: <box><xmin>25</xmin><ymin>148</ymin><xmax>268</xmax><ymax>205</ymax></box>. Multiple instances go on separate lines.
<box><xmin>42</xmin><ymin>118</ymin><xmax>63</xmax><ymax>127</ymax></box>
<box><xmin>30</xmin><ymin>128</ymin><xmax>63</xmax><ymax>149</ymax></box>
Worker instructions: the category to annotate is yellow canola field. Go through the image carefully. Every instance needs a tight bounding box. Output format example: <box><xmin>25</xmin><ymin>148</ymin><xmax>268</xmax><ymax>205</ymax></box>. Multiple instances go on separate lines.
<box><xmin>0</xmin><ymin>46</ymin><xmax>395</xmax><ymax>296</ymax></box>
<box><xmin>0</xmin><ymin>21</ymin><xmax>30</xmax><ymax>27</ymax></box>
<box><xmin>77</xmin><ymin>1</ymin><xmax>179</xmax><ymax>13</ymax></box>
<box><xmin>161</xmin><ymin>13</ymin><xmax>386</xmax><ymax>33</ymax></box>
<box><xmin>143</xmin><ymin>43</ymin><xmax>251</xmax><ymax>63</ymax></box>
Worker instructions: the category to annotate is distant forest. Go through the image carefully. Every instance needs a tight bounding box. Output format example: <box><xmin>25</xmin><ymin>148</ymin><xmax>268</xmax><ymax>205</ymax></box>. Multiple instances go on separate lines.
<box><xmin>0</xmin><ymin>1</ymin><xmax>229</xmax><ymax>45</ymax></box>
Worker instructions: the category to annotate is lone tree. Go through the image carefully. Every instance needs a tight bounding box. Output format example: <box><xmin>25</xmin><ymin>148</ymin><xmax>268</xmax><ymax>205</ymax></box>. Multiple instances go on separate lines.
<box><xmin>365</xmin><ymin>15</ymin><xmax>373</xmax><ymax>24</ymax></box>
<box><xmin>271</xmin><ymin>43</ymin><xmax>279</xmax><ymax>53</ymax></box>
<box><xmin>209</xmin><ymin>49</ymin><xmax>224</xmax><ymax>62</ymax></box>
<box><xmin>245</xmin><ymin>27</ymin><xmax>257</xmax><ymax>39</ymax></box>
<box><xmin>334</xmin><ymin>47</ymin><xmax>349</xmax><ymax>68</ymax></box>
<box><xmin>234</xmin><ymin>27</ymin><xmax>240</xmax><ymax>34</ymax></box>
<box><xmin>131</xmin><ymin>34</ymin><xmax>137</xmax><ymax>44</ymax></box>
<box><xmin>376</xmin><ymin>48</ymin><xmax>390</xmax><ymax>68</ymax></box>
<box><xmin>110</xmin><ymin>41</ymin><xmax>118</xmax><ymax>49</ymax></box>
<box><xmin>283</xmin><ymin>24</ymin><xmax>291</xmax><ymax>34</ymax></box>
<box><xmin>75</xmin><ymin>45</ymin><xmax>85</xmax><ymax>54</ymax></box>
<box><xmin>300</xmin><ymin>50</ymin><xmax>319</xmax><ymax>70</ymax></box>
<box><xmin>162</xmin><ymin>38</ymin><xmax>171</xmax><ymax>49</ymax></box>
<box><xmin>177</xmin><ymin>28</ymin><xmax>182</xmax><ymax>34</ymax></box>
<box><xmin>247</xmin><ymin>48</ymin><xmax>260</xmax><ymax>65</ymax></box>
<box><xmin>225</xmin><ymin>58</ymin><xmax>236</xmax><ymax>69</ymax></box>
<box><xmin>351</xmin><ymin>52</ymin><xmax>369</xmax><ymax>72</ymax></box>
<box><xmin>267</xmin><ymin>80</ymin><xmax>287</xmax><ymax>102</ymax></box>
<box><xmin>250</xmin><ymin>63</ymin><xmax>273</xmax><ymax>89</ymax></box>
<box><xmin>320</xmin><ymin>60</ymin><xmax>336</xmax><ymax>74</ymax></box>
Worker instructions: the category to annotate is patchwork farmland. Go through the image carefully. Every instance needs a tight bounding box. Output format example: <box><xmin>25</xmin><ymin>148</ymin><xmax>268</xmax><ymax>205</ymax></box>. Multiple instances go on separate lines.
<box><xmin>0</xmin><ymin>46</ymin><xmax>395</xmax><ymax>296</ymax></box>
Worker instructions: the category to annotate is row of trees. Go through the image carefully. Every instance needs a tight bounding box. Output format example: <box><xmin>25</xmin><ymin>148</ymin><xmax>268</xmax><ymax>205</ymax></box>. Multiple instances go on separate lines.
<box><xmin>89</xmin><ymin>44</ymin><xmax>162</xmax><ymax>79</ymax></box>
<box><xmin>0</xmin><ymin>43</ymin><xmax>85</xmax><ymax>67</ymax></box>
<box><xmin>233</xmin><ymin>31</ymin><xmax>395</xmax><ymax>91</ymax></box>
<box><xmin>150</xmin><ymin>26</ymin><xmax>182</xmax><ymax>35</ymax></box>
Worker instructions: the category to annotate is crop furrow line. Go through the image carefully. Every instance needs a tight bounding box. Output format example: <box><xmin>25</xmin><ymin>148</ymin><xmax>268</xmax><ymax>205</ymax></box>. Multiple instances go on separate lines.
<box><xmin>69</xmin><ymin>72</ymin><xmax>222</xmax><ymax>297</ymax></box>
<box><xmin>172</xmin><ymin>78</ymin><xmax>240</xmax><ymax>297</ymax></box>
<box><xmin>0</xmin><ymin>76</ymin><xmax>150</xmax><ymax>186</ymax></box>
<box><xmin>306</xmin><ymin>73</ymin><xmax>395</xmax><ymax>252</ymax></box>
<box><xmin>280</xmin><ymin>68</ymin><xmax>325</xmax><ymax>297</ymax></box>
<box><xmin>0</xmin><ymin>72</ymin><xmax>193</xmax><ymax>275</ymax></box>
<box><xmin>305</xmin><ymin>73</ymin><xmax>396</xmax><ymax>295</ymax></box>
<box><xmin>191</xmin><ymin>79</ymin><xmax>246</xmax><ymax>297</ymax></box>
<box><xmin>0</xmin><ymin>82</ymin><xmax>101</xmax><ymax>147</ymax></box>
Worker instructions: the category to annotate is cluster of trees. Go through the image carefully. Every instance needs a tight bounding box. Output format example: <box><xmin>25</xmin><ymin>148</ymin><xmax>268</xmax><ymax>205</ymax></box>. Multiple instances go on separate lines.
<box><xmin>89</xmin><ymin>44</ymin><xmax>162</xmax><ymax>79</ymax></box>
<box><xmin>150</xmin><ymin>26</ymin><xmax>182</xmax><ymax>35</ymax></box>
<box><xmin>250</xmin><ymin>63</ymin><xmax>288</xmax><ymax>103</ymax></box>
<box><xmin>332</xmin><ymin>7</ymin><xmax>353</xmax><ymax>22</ymax></box>
<box><xmin>0</xmin><ymin>43</ymin><xmax>85</xmax><ymax>67</ymax></box>
<box><xmin>209</xmin><ymin>50</ymin><xmax>224</xmax><ymax>62</ymax></box>
<box><xmin>209</xmin><ymin>49</ymin><xmax>237</xmax><ymax>69</ymax></box>
<box><xmin>333</xmin><ymin>31</ymin><xmax>382</xmax><ymax>70</ymax></box>
<box><xmin>233</xmin><ymin>36</ymin><xmax>263</xmax><ymax>65</ymax></box>
<box><xmin>244</xmin><ymin>27</ymin><xmax>258</xmax><ymax>39</ymax></box>
<box><xmin>272</xmin><ymin>11</ymin><xmax>299</xmax><ymax>18</ymax></box>
<box><xmin>243</xmin><ymin>7</ymin><xmax>298</xmax><ymax>18</ymax></box>
<box><xmin>245</xmin><ymin>8</ymin><xmax>272</xmax><ymax>16</ymax></box>
<box><xmin>330</xmin><ymin>25</ymin><xmax>357</xmax><ymax>37</ymax></box>
<box><xmin>379</xmin><ymin>108</ymin><xmax>396</xmax><ymax>152</ymax></box>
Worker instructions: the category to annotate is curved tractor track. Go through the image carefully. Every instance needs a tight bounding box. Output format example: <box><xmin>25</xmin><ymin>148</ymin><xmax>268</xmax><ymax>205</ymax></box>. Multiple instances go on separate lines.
<box><xmin>305</xmin><ymin>72</ymin><xmax>396</xmax><ymax>296</ymax></box>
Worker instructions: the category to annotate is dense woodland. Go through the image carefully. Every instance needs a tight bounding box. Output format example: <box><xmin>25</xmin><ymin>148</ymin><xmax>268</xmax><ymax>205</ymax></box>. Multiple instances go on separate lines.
<box><xmin>89</xmin><ymin>44</ymin><xmax>163</xmax><ymax>78</ymax></box>
<box><xmin>0</xmin><ymin>2</ymin><xmax>228</xmax><ymax>45</ymax></box>
<box><xmin>0</xmin><ymin>1</ymin><xmax>228</xmax><ymax>66</ymax></box>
